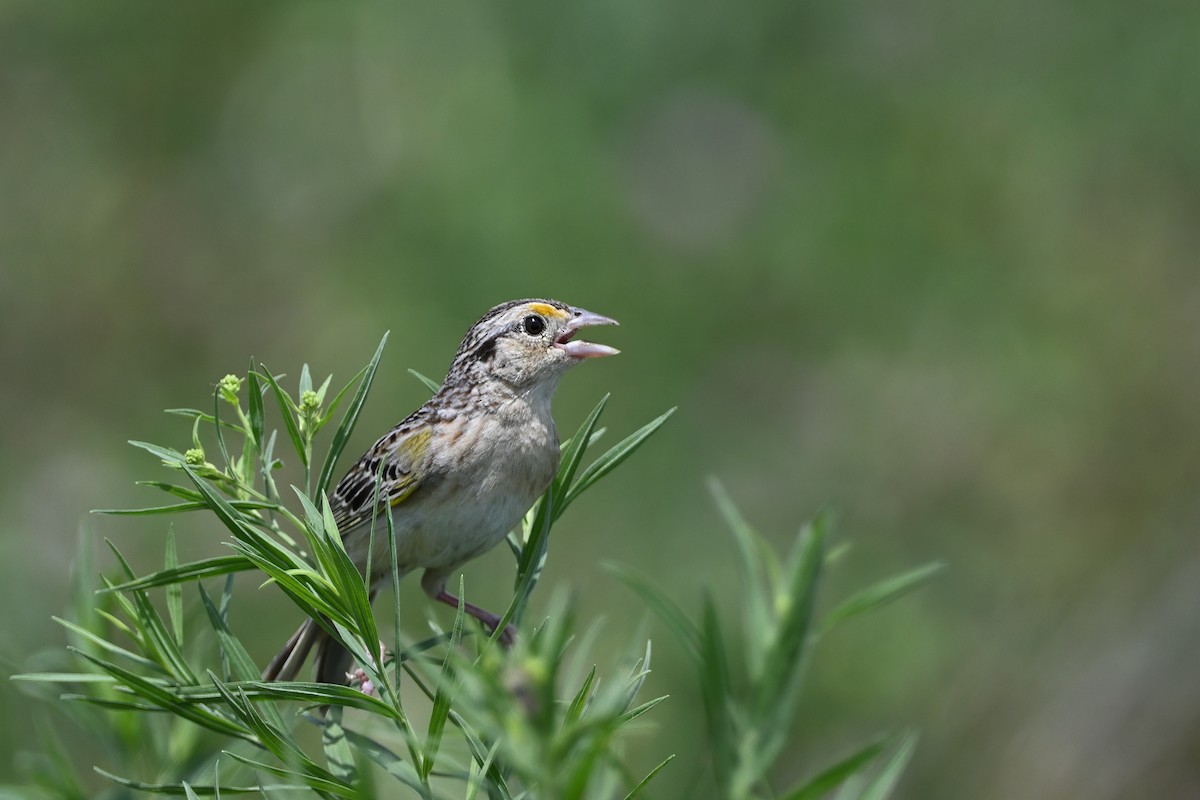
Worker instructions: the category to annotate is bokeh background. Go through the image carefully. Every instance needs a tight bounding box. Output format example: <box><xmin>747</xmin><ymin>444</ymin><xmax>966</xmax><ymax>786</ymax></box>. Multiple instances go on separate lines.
<box><xmin>3</xmin><ymin>1</ymin><xmax>1199</xmax><ymax>797</ymax></box>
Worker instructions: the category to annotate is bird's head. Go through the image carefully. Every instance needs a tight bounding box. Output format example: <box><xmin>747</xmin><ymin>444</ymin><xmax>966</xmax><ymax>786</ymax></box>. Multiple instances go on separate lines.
<box><xmin>446</xmin><ymin>299</ymin><xmax>619</xmax><ymax>393</ymax></box>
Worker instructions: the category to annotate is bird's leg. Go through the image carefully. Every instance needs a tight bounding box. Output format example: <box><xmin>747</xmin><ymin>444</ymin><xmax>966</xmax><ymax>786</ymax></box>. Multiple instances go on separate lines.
<box><xmin>421</xmin><ymin>570</ymin><xmax>517</xmax><ymax>646</ymax></box>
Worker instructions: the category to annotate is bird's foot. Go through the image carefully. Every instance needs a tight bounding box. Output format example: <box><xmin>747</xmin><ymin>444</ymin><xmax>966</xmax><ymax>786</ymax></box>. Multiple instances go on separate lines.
<box><xmin>346</xmin><ymin>644</ymin><xmax>388</xmax><ymax>695</ymax></box>
<box><xmin>433</xmin><ymin>588</ymin><xmax>518</xmax><ymax>648</ymax></box>
<box><xmin>346</xmin><ymin>667</ymin><xmax>376</xmax><ymax>696</ymax></box>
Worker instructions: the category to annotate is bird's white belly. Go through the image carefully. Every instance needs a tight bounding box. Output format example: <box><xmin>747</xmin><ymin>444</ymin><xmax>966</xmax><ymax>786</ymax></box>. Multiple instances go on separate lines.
<box><xmin>400</xmin><ymin>482</ymin><xmax>535</xmax><ymax>569</ymax></box>
<box><xmin>371</xmin><ymin>407</ymin><xmax>558</xmax><ymax>577</ymax></box>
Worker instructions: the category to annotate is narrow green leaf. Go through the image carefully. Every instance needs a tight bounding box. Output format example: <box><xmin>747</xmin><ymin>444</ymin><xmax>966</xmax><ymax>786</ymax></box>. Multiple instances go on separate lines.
<box><xmin>197</xmin><ymin>582</ymin><xmax>289</xmax><ymax>732</ymax></box>
<box><xmin>407</xmin><ymin>368</ymin><xmax>441</xmax><ymax>394</ymax></box>
<box><xmin>464</xmin><ymin>742</ymin><xmax>501</xmax><ymax>800</ymax></box>
<box><xmin>503</xmin><ymin>493</ymin><xmax>554</xmax><ymax>633</ymax></box>
<box><xmin>165</xmin><ymin>530</ymin><xmax>184</xmax><ymax>645</ymax></box>
<box><xmin>323</xmin><ymin>706</ymin><xmax>358</xmax><ymax>785</ymax></box>
<box><xmin>315</xmin><ymin>332</ymin><xmax>389</xmax><ymax>498</ymax></box>
<box><xmin>224</xmin><ymin>540</ymin><xmax>350</xmax><ymax>628</ymax></box>
<box><xmin>10</xmin><ymin>672</ymin><xmax>117</xmax><ymax>683</ymax></box>
<box><xmin>179</xmin><ymin>465</ymin><xmax>308</xmax><ymax>574</ymax></box>
<box><xmin>72</xmin><ymin>650</ymin><xmax>251</xmax><ymax>741</ymax></box>
<box><xmin>63</xmin><ymin>694</ymin><xmax>162</xmax><ymax>711</ymax></box>
<box><xmin>386</xmin><ymin>494</ymin><xmax>405</xmax><ymax>707</ymax></box>
<box><xmin>184</xmin><ymin>781</ymin><xmax>202</xmax><ymax>800</ymax></box>
<box><xmin>623</xmin><ymin>754</ymin><xmax>676</xmax><ymax>800</ymax></box>
<box><xmin>68</xmin><ymin>526</ymin><xmax>99</xmax><ymax>638</ymax></box>
<box><xmin>259</xmin><ymin>429</ymin><xmax>288</xmax><ymax>529</ymax></box>
<box><xmin>617</xmin><ymin>694</ymin><xmax>669</xmax><ymax>725</ymax></box>
<box><xmin>95</xmin><ymin>768</ymin><xmax>301</xmax><ymax>795</ymax></box>
<box><xmin>316</xmin><ymin>367</ymin><xmax>361</xmax><ymax>430</ymax></box>
<box><xmin>342</xmin><ymin>728</ymin><xmax>430</xmax><ymax>797</ymax></box>
<box><xmin>746</xmin><ymin>520</ymin><xmax>829</xmax><ymax>779</ymax></box>
<box><xmin>51</xmin><ymin>616</ymin><xmax>164</xmax><ymax>672</ymax></box>
<box><xmin>206</xmin><ymin>678</ymin><xmax>321</xmax><ymax>779</ymax></box>
<box><xmin>604</xmin><ymin>562</ymin><xmax>702</xmax><ymax>661</ymax></box>
<box><xmin>240</xmin><ymin>390</ymin><xmax>259</xmax><ymax>486</ymax></box>
<box><xmin>709</xmin><ymin>479</ymin><xmax>773</xmax><ymax>681</ymax></box>
<box><xmin>135</xmin><ymin>480</ymin><xmax>204</xmax><ymax>500</ymax></box>
<box><xmin>751</xmin><ymin>517</ymin><xmax>826</xmax><ymax>728</ymax></box>
<box><xmin>565</xmin><ymin>666</ymin><xmax>597</xmax><ymax>723</ymax></box>
<box><xmin>822</xmin><ymin>563</ymin><xmax>945</xmax><ymax>633</ymax></box>
<box><xmin>212</xmin><ymin>384</ymin><xmax>233</xmax><ymax>470</ymax></box>
<box><xmin>362</xmin><ymin>467</ymin><xmax>380</xmax><ymax>605</ymax></box>
<box><xmin>128</xmin><ymin>440</ymin><xmax>188</xmax><ymax>465</ymax></box>
<box><xmin>498</xmin><ymin>396</ymin><xmax>608</xmax><ymax>634</ymax></box>
<box><xmin>217</xmin><ymin>573</ymin><xmax>236</xmax><ymax>680</ymax></box>
<box><xmin>458</xmin><ymin>726</ymin><xmax>513</xmax><ymax>800</ymax></box>
<box><xmin>315</xmin><ymin>373</ymin><xmax>333</xmax><ymax>404</ymax></box>
<box><xmin>563</xmin><ymin>406</ymin><xmax>675</xmax><ymax>509</ymax></box>
<box><xmin>856</xmin><ymin>732</ymin><xmax>918</xmax><ymax>800</ymax></box>
<box><xmin>784</xmin><ymin>736</ymin><xmax>889</xmax><ymax>800</ymax></box>
<box><xmin>96</xmin><ymin>577</ymin><xmax>141</xmax><ymax>639</ymax></box>
<box><xmin>178</xmin><ymin>681</ymin><xmax>400</xmax><ymax>718</ymax></box>
<box><xmin>292</xmin><ymin>486</ymin><xmax>328</xmax><ymax>542</ymax></box>
<box><xmin>285</xmin><ymin>488</ymin><xmax>381</xmax><ymax>693</ymax></box>
<box><xmin>99</xmin><ymin>556</ymin><xmax>255</xmax><ymax>594</ymax></box>
<box><xmin>94</xmin><ymin>500</ymin><xmax>279</xmax><ymax>516</ymax></box>
<box><xmin>221</xmin><ymin>751</ymin><xmax>355</xmax><ymax>798</ymax></box>
<box><xmin>197</xmin><ymin>584</ymin><xmax>257</xmax><ymax>681</ymax></box>
<box><xmin>698</xmin><ymin>592</ymin><xmax>735</xmax><ymax>789</ymax></box>
<box><xmin>23</xmin><ymin>720</ymin><xmax>86</xmax><ymax>800</ymax></box>
<box><xmin>247</xmin><ymin>361</ymin><xmax>265</xmax><ymax>449</ymax></box>
<box><xmin>422</xmin><ymin>578</ymin><xmax>464</xmax><ymax>779</ymax></box>
<box><xmin>257</xmin><ymin>369</ymin><xmax>307</xmax><ymax>467</ymax></box>
<box><xmin>164</xmin><ymin>408</ymin><xmax>243</xmax><ymax>432</ymax></box>
<box><xmin>547</xmin><ymin>394</ymin><xmax>609</xmax><ymax>524</ymax></box>
<box><xmin>319</xmin><ymin>494</ymin><xmax>380</xmax><ymax>670</ymax></box>
<box><xmin>105</xmin><ymin>540</ymin><xmax>196</xmax><ymax>682</ymax></box>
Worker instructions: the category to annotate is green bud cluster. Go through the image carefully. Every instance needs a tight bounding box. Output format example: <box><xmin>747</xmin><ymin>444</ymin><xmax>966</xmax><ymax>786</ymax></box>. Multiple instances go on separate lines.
<box><xmin>219</xmin><ymin>374</ymin><xmax>243</xmax><ymax>406</ymax></box>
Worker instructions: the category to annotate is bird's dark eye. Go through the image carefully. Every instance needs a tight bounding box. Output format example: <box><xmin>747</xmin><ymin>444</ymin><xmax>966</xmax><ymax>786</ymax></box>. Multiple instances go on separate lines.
<box><xmin>522</xmin><ymin>315</ymin><xmax>546</xmax><ymax>336</ymax></box>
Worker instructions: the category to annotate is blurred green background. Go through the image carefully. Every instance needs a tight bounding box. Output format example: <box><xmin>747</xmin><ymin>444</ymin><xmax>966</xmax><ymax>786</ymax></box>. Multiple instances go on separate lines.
<box><xmin>3</xmin><ymin>0</ymin><xmax>1199</xmax><ymax>797</ymax></box>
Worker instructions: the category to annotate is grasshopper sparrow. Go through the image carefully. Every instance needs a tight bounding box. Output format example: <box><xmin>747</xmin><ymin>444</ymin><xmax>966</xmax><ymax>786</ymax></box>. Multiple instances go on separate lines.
<box><xmin>263</xmin><ymin>299</ymin><xmax>618</xmax><ymax>684</ymax></box>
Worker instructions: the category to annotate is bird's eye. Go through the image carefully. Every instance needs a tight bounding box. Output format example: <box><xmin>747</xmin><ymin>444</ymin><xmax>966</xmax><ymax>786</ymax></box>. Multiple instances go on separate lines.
<box><xmin>522</xmin><ymin>315</ymin><xmax>546</xmax><ymax>336</ymax></box>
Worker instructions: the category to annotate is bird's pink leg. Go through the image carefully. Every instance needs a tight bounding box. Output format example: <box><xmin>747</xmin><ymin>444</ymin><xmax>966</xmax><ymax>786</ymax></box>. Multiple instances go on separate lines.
<box><xmin>421</xmin><ymin>570</ymin><xmax>517</xmax><ymax>646</ymax></box>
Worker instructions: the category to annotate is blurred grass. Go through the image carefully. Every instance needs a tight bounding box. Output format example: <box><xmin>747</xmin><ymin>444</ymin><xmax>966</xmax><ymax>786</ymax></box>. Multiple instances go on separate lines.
<box><xmin>4</xmin><ymin>0</ymin><xmax>1200</xmax><ymax>797</ymax></box>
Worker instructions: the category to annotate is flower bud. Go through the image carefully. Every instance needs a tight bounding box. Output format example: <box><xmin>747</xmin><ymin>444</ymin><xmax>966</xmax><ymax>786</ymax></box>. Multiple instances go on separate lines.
<box><xmin>300</xmin><ymin>390</ymin><xmax>320</xmax><ymax>413</ymax></box>
<box><xmin>218</xmin><ymin>374</ymin><xmax>243</xmax><ymax>406</ymax></box>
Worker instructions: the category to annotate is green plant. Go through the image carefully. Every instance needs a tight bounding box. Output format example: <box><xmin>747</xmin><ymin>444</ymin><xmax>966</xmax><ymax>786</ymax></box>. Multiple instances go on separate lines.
<box><xmin>612</xmin><ymin>482</ymin><xmax>941</xmax><ymax>800</ymax></box>
<box><xmin>10</xmin><ymin>336</ymin><xmax>937</xmax><ymax>799</ymax></box>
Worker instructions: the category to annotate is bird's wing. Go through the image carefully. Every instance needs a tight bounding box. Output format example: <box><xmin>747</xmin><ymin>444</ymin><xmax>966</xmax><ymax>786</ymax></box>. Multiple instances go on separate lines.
<box><xmin>328</xmin><ymin>416</ymin><xmax>434</xmax><ymax>534</ymax></box>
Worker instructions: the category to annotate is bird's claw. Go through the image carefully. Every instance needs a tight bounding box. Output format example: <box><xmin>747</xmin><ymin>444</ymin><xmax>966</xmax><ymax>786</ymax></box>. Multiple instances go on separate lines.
<box><xmin>492</xmin><ymin>622</ymin><xmax>517</xmax><ymax>648</ymax></box>
<box><xmin>346</xmin><ymin>644</ymin><xmax>388</xmax><ymax>695</ymax></box>
<box><xmin>346</xmin><ymin>668</ymin><xmax>376</xmax><ymax>696</ymax></box>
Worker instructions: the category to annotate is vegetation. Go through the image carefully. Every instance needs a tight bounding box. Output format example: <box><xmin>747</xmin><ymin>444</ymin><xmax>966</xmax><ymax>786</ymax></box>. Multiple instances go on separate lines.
<box><xmin>10</xmin><ymin>339</ymin><xmax>936</xmax><ymax>799</ymax></box>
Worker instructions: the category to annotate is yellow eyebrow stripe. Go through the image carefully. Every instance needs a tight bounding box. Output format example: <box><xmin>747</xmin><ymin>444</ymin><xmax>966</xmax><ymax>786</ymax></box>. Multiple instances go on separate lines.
<box><xmin>528</xmin><ymin>303</ymin><xmax>568</xmax><ymax>319</ymax></box>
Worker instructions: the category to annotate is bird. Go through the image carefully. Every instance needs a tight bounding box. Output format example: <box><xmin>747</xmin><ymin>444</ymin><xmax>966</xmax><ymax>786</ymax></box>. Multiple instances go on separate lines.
<box><xmin>262</xmin><ymin>299</ymin><xmax>619</xmax><ymax>685</ymax></box>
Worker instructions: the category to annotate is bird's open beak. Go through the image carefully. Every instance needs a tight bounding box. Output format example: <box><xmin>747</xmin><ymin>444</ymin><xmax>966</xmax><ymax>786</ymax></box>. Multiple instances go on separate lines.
<box><xmin>555</xmin><ymin>307</ymin><xmax>620</xmax><ymax>359</ymax></box>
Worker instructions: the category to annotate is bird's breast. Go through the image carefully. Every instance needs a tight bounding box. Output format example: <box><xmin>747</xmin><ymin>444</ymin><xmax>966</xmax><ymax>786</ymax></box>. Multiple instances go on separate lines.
<box><xmin>386</xmin><ymin>402</ymin><xmax>560</xmax><ymax>572</ymax></box>
<box><xmin>445</xmin><ymin>405</ymin><xmax>559</xmax><ymax>507</ymax></box>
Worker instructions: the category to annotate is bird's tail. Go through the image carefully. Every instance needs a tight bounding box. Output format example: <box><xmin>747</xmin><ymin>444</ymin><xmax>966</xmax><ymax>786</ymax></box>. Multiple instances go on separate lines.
<box><xmin>262</xmin><ymin>618</ymin><xmax>318</xmax><ymax>682</ymax></box>
<box><xmin>261</xmin><ymin>618</ymin><xmax>359</xmax><ymax>685</ymax></box>
<box><xmin>260</xmin><ymin>619</ymin><xmax>353</xmax><ymax>684</ymax></box>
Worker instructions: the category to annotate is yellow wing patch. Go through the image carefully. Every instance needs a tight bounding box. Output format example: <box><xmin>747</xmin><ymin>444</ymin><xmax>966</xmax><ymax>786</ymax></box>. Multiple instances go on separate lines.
<box><xmin>389</xmin><ymin>480</ymin><xmax>420</xmax><ymax>507</ymax></box>
<box><xmin>528</xmin><ymin>302</ymin><xmax>569</xmax><ymax>320</ymax></box>
<box><xmin>388</xmin><ymin>428</ymin><xmax>431</xmax><ymax>508</ymax></box>
<box><xmin>397</xmin><ymin>427</ymin><xmax>433</xmax><ymax>461</ymax></box>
